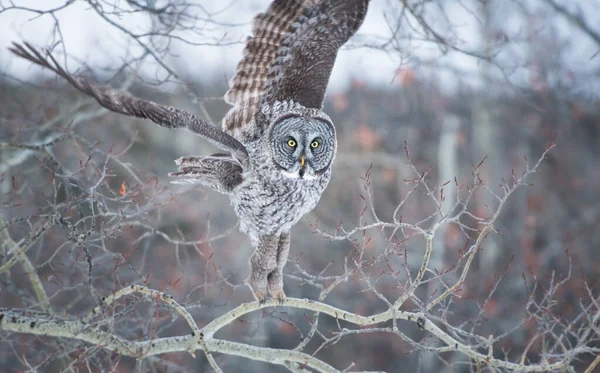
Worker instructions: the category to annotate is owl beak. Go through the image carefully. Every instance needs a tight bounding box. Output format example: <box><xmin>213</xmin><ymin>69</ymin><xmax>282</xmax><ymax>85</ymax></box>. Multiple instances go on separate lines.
<box><xmin>300</xmin><ymin>155</ymin><xmax>305</xmax><ymax>168</ymax></box>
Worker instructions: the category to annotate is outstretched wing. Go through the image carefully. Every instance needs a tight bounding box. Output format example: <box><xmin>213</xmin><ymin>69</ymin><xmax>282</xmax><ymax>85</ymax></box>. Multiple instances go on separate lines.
<box><xmin>9</xmin><ymin>42</ymin><xmax>249</xmax><ymax>166</ymax></box>
<box><xmin>223</xmin><ymin>0</ymin><xmax>370</xmax><ymax>137</ymax></box>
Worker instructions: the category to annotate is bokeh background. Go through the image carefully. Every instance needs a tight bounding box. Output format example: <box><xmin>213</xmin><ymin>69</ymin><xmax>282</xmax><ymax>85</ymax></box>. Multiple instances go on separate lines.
<box><xmin>1</xmin><ymin>0</ymin><xmax>599</xmax><ymax>372</ymax></box>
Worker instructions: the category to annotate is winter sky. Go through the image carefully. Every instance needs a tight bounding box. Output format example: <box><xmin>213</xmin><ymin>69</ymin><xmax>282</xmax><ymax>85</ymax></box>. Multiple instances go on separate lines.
<box><xmin>1</xmin><ymin>0</ymin><xmax>598</xmax><ymax>95</ymax></box>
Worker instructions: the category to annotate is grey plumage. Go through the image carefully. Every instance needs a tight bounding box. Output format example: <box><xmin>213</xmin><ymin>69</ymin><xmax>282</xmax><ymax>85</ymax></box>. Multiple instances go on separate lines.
<box><xmin>170</xmin><ymin>154</ymin><xmax>244</xmax><ymax>193</ymax></box>
<box><xmin>10</xmin><ymin>0</ymin><xmax>370</xmax><ymax>302</ymax></box>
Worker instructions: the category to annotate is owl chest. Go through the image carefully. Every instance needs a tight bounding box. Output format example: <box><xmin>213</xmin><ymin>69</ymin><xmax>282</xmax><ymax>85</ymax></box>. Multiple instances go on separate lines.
<box><xmin>232</xmin><ymin>175</ymin><xmax>326</xmax><ymax>239</ymax></box>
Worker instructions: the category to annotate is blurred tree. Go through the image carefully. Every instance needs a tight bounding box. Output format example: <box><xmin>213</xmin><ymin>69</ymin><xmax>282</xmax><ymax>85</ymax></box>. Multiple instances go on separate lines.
<box><xmin>0</xmin><ymin>0</ymin><xmax>598</xmax><ymax>372</ymax></box>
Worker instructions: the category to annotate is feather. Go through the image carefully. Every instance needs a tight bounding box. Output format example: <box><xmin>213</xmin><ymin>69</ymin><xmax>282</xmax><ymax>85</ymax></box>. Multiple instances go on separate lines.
<box><xmin>168</xmin><ymin>154</ymin><xmax>243</xmax><ymax>193</ymax></box>
<box><xmin>223</xmin><ymin>0</ymin><xmax>369</xmax><ymax>138</ymax></box>
<box><xmin>9</xmin><ymin>42</ymin><xmax>249</xmax><ymax>166</ymax></box>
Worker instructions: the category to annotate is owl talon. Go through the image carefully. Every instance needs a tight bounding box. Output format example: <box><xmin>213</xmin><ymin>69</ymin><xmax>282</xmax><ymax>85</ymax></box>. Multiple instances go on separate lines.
<box><xmin>269</xmin><ymin>286</ymin><xmax>286</xmax><ymax>306</ymax></box>
<box><xmin>245</xmin><ymin>277</ymin><xmax>268</xmax><ymax>303</ymax></box>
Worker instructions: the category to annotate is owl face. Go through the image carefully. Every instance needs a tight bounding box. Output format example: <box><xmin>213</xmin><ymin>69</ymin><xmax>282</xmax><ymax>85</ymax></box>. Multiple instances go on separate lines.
<box><xmin>269</xmin><ymin>115</ymin><xmax>336</xmax><ymax>180</ymax></box>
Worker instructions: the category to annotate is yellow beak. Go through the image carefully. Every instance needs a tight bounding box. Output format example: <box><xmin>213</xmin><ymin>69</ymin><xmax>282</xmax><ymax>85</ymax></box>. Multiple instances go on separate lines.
<box><xmin>300</xmin><ymin>156</ymin><xmax>305</xmax><ymax>168</ymax></box>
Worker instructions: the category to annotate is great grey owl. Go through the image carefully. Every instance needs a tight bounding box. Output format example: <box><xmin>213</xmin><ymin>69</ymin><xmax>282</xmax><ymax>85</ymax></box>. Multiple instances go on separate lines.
<box><xmin>10</xmin><ymin>0</ymin><xmax>370</xmax><ymax>302</ymax></box>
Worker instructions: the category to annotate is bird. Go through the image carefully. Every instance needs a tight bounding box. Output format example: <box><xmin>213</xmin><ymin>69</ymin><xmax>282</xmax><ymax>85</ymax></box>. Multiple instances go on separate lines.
<box><xmin>9</xmin><ymin>0</ymin><xmax>370</xmax><ymax>303</ymax></box>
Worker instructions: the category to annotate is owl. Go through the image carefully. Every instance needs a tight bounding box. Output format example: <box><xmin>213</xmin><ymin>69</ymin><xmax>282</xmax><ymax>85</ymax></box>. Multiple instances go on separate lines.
<box><xmin>10</xmin><ymin>0</ymin><xmax>370</xmax><ymax>303</ymax></box>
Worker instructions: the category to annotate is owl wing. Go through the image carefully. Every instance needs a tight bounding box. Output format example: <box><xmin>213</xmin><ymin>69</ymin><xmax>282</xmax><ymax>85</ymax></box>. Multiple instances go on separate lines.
<box><xmin>169</xmin><ymin>153</ymin><xmax>243</xmax><ymax>193</ymax></box>
<box><xmin>223</xmin><ymin>0</ymin><xmax>370</xmax><ymax>137</ymax></box>
<box><xmin>9</xmin><ymin>42</ymin><xmax>249</xmax><ymax>166</ymax></box>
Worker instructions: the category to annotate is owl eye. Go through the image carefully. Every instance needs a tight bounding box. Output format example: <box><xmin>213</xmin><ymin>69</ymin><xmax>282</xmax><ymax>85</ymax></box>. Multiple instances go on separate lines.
<box><xmin>310</xmin><ymin>140</ymin><xmax>319</xmax><ymax>149</ymax></box>
<box><xmin>287</xmin><ymin>139</ymin><xmax>297</xmax><ymax>147</ymax></box>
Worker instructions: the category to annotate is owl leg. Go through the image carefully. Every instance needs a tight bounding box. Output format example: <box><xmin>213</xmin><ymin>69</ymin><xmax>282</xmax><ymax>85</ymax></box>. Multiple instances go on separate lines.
<box><xmin>247</xmin><ymin>234</ymin><xmax>279</xmax><ymax>303</ymax></box>
<box><xmin>267</xmin><ymin>232</ymin><xmax>290</xmax><ymax>305</ymax></box>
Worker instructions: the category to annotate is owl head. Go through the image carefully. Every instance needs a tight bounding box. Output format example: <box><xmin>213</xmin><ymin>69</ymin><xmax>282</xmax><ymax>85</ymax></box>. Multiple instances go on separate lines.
<box><xmin>268</xmin><ymin>115</ymin><xmax>336</xmax><ymax>180</ymax></box>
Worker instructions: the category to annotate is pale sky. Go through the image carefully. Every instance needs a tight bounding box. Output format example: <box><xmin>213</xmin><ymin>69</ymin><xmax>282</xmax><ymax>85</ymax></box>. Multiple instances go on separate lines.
<box><xmin>1</xmin><ymin>0</ymin><xmax>598</xmax><ymax>96</ymax></box>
